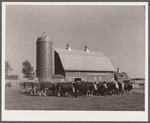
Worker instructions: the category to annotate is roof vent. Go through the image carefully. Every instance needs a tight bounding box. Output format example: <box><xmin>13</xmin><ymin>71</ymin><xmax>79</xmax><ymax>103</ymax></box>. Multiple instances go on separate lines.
<box><xmin>41</xmin><ymin>32</ymin><xmax>48</xmax><ymax>37</ymax></box>
<box><xmin>66</xmin><ymin>43</ymin><xmax>71</xmax><ymax>51</ymax></box>
<box><xmin>84</xmin><ymin>45</ymin><xmax>89</xmax><ymax>52</ymax></box>
<box><xmin>117</xmin><ymin>67</ymin><xmax>121</xmax><ymax>73</ymax></box>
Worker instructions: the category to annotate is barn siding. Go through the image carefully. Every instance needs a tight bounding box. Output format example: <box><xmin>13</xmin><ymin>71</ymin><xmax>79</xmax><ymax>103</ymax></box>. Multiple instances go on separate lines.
<box><xmin>65</xmin><ymin>71</ymin><xmax>114</xmax><ymax>82</ymax></box>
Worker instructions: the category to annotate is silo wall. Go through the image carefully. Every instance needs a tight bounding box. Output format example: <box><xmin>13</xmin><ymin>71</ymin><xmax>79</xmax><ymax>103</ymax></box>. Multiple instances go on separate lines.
<box><xmin>36</xmin><ymin>37</ymin><xmax>54</xmax><ymax>82</ymax></box>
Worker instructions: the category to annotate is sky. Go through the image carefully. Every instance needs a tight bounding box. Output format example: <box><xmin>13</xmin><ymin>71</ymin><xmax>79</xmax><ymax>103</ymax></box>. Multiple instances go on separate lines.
<box><xmin>5</xmin><ymin>4</ymin><xmax>146</xmax><ymax>79</ymax></box>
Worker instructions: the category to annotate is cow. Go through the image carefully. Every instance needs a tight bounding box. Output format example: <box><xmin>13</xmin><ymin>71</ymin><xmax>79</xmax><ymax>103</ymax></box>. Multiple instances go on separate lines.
<box><xmin>37</xmin><ymin>82</ymin><xmax>57</xmax><ymax>96</ymax></box>
<box><xmin>118</xmin><ymin>82</ymin><xmax>125</xmax><ymax>95</ymax></box>
<box><xmin>19</xmin><ymin>82</ymin><xmax>24</xmax><ymax>89</ymax></box>
<box><xmin>73</xmin><ymin>81</ymin><xmax>97</xmax><ymax>98</ymax></box>
<box><xmin>57</xmin><ymin>82</ymin><xmax>75</xmax><ymax>97</ymax></box>
<box><xmin>5</xmin><ymin>82</ymin><xmax>13</xmax><ymax>89</ymax></box>
<box><xmin>96</xmin><ymin>81</ymin><xmax>108</xmax><ymax>95</ymax></box>
<box><xmin>22</xmin><ymin>82</ymin><xmax>35</xmax><ymax>94</ymax></box>
<box><xmin>106</xmin><ymin>81</ymin><xmax>119</xmax><ymax>95</ymax></box>
<box><xmin>124</xmin><ymin>82</ymin><xmax>134</xmax><ymax>94</ymax></box>
<box><xmin>31</xmin><ymin>82</ymin><xmax>40</xmax><ymax>95</ymax></box>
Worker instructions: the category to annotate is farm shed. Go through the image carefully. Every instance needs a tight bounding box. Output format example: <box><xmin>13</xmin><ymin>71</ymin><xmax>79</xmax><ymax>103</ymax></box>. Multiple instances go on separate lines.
<box><xmin>114</xmin><ymin>71</ymin><xmax>130</xmax><ymax>82</ymax></box>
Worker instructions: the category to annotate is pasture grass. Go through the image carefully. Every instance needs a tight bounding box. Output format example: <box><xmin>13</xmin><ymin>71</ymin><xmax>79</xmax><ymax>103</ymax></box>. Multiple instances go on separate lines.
<box><xmin>5</xmin><ymin>86</ymin><xmax>144</xmax><ymax>111</ymax></box>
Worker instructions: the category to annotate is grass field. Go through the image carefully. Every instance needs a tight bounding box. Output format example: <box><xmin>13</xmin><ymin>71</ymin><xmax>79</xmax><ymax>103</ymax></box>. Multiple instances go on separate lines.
<box><xmin>5</xmin><ymin>85</ymin><xmax>145</xmax><ymax>111</ymax></box>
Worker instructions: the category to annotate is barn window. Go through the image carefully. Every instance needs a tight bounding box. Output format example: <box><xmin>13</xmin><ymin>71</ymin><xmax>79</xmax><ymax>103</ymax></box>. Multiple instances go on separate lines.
<box><xmin>82</xmin><ymin>78</ymin><xmax>86</xmax><ymax>82</ymax></box>
<box><xmin>76</xmin><ymin>72</ymin><xmax>80</xmax><ymax>77</ymax></box>
<box><xmin>94</xmin><ymin>77</ymin><xmax>97</xmax><ymax>81</ymax></box>
<box><xmin>61</xmin><ymin>79</ymin><xmax>65</xmax><ymax>82</ymax></box>
<box><xmin>75</xmin><ymin>78</ymin><xmax>82</xmax><ymax>82</ymax></box>
<box><xmin>99</xmin><ymin>77</ymin><xmax>102</xmax><ymax>82</ymax></box>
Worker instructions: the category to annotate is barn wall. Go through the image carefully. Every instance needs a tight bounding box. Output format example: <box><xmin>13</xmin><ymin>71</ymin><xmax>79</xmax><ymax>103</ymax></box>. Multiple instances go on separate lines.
<box><xmin>65</xmin><ymin>71</ymin><xmax>114</xmax><ymax>82</ymax></box>
<box><xmin>54</xmin><ymin>51</ymin><xmax>65</xmax><ymax>77</ymax></box>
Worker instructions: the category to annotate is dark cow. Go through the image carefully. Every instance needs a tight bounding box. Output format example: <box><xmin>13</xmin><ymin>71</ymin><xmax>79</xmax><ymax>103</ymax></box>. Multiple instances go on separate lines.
<box><xmin>106</xmin><ymin>81</ymin><xmax>119</xmax><ymax>95</ymax></box>
<box><xmin>37</xmin><ymin>82</ymin><xmax>56</xmax><ymax>96</ymax></box>
<box><xmin>73</xmin><ymin>81</ymin><xmax>97</xmax><ymax>98</ymax></box>
<box><xmin>6</xmin><ymin>82</ymin><xmax>13</xmax><ymax>89</ymax></box>
<box><xmin>19</xmin><ymin>82</ymin><xmax>24</xmax><ymax>89</ymax></box>
<box><xmin>32</xmin><ymin>82</ymin><xmax>40</xmax><ymax>95</ymax></box>
<box><xmin>96</xmin><ymin>81</ymin><xmax>108</xmax><ymax>95</ymax></box>
<box><xmin>124</xmin><ymin>82</ymin><xmax>134</xmax><ymax>94</ymax></box>
<box><xmin>57</xmin><ymin>82</ymin><xmax>75</xmax><ymax>97</ymax></box>
<box><xmin>22</xmin><ymin>82</ymin><xmax>35</xmax><ymax>94</ymax></box>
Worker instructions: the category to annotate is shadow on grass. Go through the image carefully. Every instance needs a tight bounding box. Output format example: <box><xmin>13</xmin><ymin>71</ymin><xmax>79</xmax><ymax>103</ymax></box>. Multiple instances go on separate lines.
<box><xmin>19</xmin><ymin>92</ymin><xmax>31</xmax><ymax>94</ymax></box>
<box><xmin>24</xmin><ymin>94</ymin><xmax>59</xmax><ymax>97</ymax></box>
<box><xmin>25</xmin><ymin>94</ymin><xmax>40</xmax><ymax>96</ymax></box>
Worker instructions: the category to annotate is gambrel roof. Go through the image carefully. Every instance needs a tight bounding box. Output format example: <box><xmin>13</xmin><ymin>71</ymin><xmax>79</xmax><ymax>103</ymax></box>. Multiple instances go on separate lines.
<box><xmin>55</xmin><ymin>48</ymin><xmax>114</xmax><ymax>72</ymax></box>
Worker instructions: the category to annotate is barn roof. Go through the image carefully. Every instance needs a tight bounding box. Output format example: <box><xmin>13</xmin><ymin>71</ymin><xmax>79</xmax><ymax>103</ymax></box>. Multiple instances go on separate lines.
<box><xmin>114</xmin><ymin>72</ymin><xmax>130</xmax><ymax>82</ymax></box>
<box><xmin>130</xmin><ymin>78</ymin><xmax>145</xmax><ymax>81</ymax></box>
<box><xmin>55</xmin><ymin>48</ymin><xmax>114</xmax><ymax>71</ymax></box>
<box><xmin>120</xmin><ymin>72</ymin><xmax>130</xmax><ymax>80</ymax></box>
<box><xmin>114</xmin><ymin>72</ymin><xmax>124</xmax><ymax>82</ymax></box>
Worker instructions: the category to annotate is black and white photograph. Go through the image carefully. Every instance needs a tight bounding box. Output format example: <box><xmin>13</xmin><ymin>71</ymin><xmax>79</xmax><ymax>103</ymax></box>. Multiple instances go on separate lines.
<box><xmin>2</xmin><ymin>2</ymin><xmax>148</xmax><ymax>121</ymax></box>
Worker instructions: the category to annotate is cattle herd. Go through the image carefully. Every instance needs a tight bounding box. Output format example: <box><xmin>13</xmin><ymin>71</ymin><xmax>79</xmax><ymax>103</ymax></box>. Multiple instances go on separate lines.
<box><xmin>6</xmin><ymin>81</ymin><xmax>134</xmax><ymax>98</ymax></box>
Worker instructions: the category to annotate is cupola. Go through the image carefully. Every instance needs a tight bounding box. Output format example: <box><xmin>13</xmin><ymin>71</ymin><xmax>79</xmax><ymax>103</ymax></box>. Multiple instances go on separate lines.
<box><xmin>84</xmin><ymin>45</ymin><xmax>89</xmax><ymax>52</ymax></box>
<box><xmin>66</xmin><ymin>43</ymin><xmax>71</xmax><ymax>51</ymax></box>
<box><xmin>37</xmin><ymin>32</ymin><xmax>50</xmax><ymax>42</ymax></box>
<box><xmin>117</xmin><ymin>67</ymin><xmax>121</xmax><ymax>73</ymax></box>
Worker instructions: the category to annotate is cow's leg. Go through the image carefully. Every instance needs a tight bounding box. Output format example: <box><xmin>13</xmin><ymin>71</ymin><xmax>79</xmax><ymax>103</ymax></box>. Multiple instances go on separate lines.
<box><xmin>103</xmin><ymin>89</ymin><xmax>107</xmax><ymax>96</ymax></box>
<box><xmin>65</xmin><ymin>92</ymin><xmax>69</xmax><ymax>96</ymax></box>
<box><xmin>43</xmin><ymin>89</ymin><xmax>47</xmax><ymax>97</ymax></box>
<box><xmin>44</xmin><ymin>92</ymin><xmax>47</xmax><ymax>96</ymax></box>
<box><xmin>85</xmin><ymin>93</ymin><xmax>88</xmax><ymax>99</ymax></box>
<box><xmin>41</xmin><ymin>89</ymin><xmax>44</xmax><ymax>95</ymax></box>
<box><xmin>58</xmin><ymin>92</ymin><xmax>60</xmax><ymax>96</ymax></box>
<box><xmin>23</xmin><ymin>88</ymin><xmax>26</xmax><ymax>93</ymax></box>
<box><xmin>88</xmin><ymin>91</ymin><xmax>91</xmax><ymax>98</ymax></box>
<box><xmin>75</xmin><ymin>89</ymin><xmax>79</xmax><ymax>98</ymax></box>
<box><xmin>112</xmin><ymin>89</ymin><xmax>115</xmax><ymax>96</ymax></box>
<box><xmin>85</xmin><ymin>90</ymin><xmax>90</xmax><ymax>98</ymax></box>
<box><xmin>90</xmin><ymin>90</ymin><xmax>93</xmax><ymax>97</ymax></box>
<box><xmin>39</xmin><ymin>90</ymin><xmax>43</xmax><ymax>96</ymax></box>
<box><xmin>52</xmin><ymin>89</ymin><xmax>55</xmax><ymax>96</ymax></box>
<box><xmin>57</xmin><ymin>87</ymin><xmax>61</xmax><ymax>96</ymax></box>
<box><xmin>39</xmin><ymin>92</ymin><xmax>42</xmax><ymax>96</ymax></box>
<box><xmin>34</xmin><ymin>87</ymin><xmax>37</xmax><ymax>94</ymax></box>
<box><xmin>126</xmin><ymin>90</ymin><xmax>129</xmax><ymax>94</ymax></box>
<box><xmin>129</xmin><ymin>90</ymin><xmax>132</xmax><ymax>94</ymax></box>
<box><xmin>110</xmin><ymin>89</ymin><xmax>112</xmax><ymax>95</ymax></box>
<box><xmin>30</xmin><ymin>87</ymin><xmax>33</xmax><ymax>94</ymax></box>
<box><xmin>57</xmin><ymin>86</ymin><xmax>61</xmax><ymax>96</ymax></box>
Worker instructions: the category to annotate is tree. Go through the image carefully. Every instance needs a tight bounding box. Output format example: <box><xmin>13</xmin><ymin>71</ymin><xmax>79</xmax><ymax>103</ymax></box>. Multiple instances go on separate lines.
<box><xmin>22</xmin><ymin>60</ymin><xmax>34</xmax><ymax>79</ymax></box>
<box><xmin>14</xmin><ymin>75</ymin><xmax>19</xmax><ymax>79</ymax></box>
<box><xmin>5</xmin><ymin>60</ymin><xmax>13</xmax><ymax>79</ymax></box>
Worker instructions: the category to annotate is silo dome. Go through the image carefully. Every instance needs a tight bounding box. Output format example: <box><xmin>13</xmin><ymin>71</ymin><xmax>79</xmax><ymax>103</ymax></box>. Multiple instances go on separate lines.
<box><xmin>37</xmin><ymin>32</ymin><xmax>50</xmax><ymax>42</ymax></box>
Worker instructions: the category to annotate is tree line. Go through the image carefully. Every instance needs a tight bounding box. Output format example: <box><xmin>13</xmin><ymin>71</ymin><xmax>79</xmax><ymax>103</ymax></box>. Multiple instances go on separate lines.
<box><xmin>5</xmin><ymin>60</ymin><xmax>35</xmax><ymax>80</ymax></box>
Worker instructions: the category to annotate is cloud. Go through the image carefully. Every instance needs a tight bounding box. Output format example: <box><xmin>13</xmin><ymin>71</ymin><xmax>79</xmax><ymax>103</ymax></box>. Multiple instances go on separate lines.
<box><xmin>110</xmin><ymin>56</ymin><xmax>117</xmax><ymax>59</ymax></box>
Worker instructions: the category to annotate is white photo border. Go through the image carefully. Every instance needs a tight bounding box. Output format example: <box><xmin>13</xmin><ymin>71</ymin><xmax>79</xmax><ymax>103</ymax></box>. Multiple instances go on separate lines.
<box><xmin>2</xmin><ymin>2</ymin><xmax>148</xmax><ymax>121</ymax></box>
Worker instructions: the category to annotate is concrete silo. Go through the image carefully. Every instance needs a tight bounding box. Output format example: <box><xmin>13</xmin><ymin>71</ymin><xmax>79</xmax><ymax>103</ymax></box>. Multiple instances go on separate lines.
<box><xmin>36</xmin><ymin>33</ymin><xmax>54</xmax><ymax>82</ymax></box>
